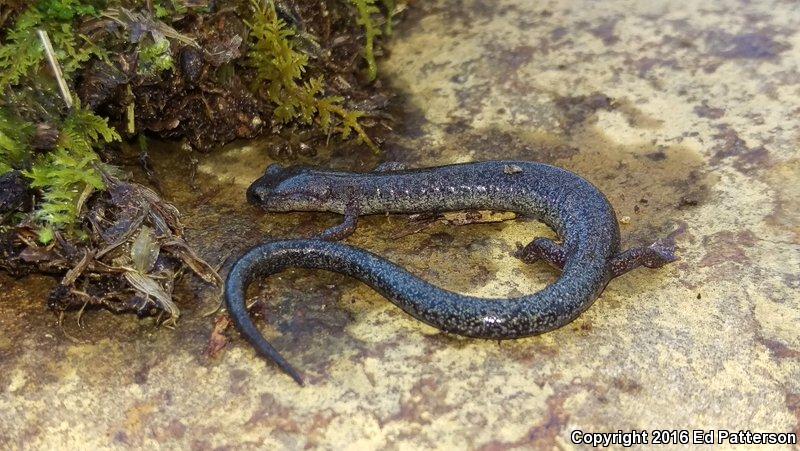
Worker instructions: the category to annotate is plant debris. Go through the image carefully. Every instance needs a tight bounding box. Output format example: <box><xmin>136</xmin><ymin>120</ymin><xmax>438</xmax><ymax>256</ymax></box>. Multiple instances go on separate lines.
<box><xmin>6</xmin><ymin>172</ymin><xmax>222</xmax><ymax>324</ymax></box>
<box><xmin>205</xmin><ymin>314</ymin><xmax>232</xmax><ymax>358</ymax></box>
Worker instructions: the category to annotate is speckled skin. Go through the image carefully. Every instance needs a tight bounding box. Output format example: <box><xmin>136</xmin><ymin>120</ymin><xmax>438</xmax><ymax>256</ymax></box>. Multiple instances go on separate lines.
<box><xmin>227</xmin><ymin>161</ymin><xmax>676</xmax><ymax>384</ymax></box>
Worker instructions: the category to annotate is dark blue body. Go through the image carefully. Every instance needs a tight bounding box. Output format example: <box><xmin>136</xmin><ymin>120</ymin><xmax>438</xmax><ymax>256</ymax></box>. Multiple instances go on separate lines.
<box><xmin>223</xmin><ymin>161</ymin><xmax>674</xmax><ymax>384</ymax></box>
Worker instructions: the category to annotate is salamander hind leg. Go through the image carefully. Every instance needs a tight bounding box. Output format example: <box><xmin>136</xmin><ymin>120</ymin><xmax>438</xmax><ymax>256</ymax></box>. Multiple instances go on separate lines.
<box><xmin>515</xmin><ymin>237</ymin><xmax>568</xmax><ymax>271</ymax></box>
<box><xmin>609</xmin><ymin>238</ymin><xmax>677</xmax><ymax>278</ymax></box>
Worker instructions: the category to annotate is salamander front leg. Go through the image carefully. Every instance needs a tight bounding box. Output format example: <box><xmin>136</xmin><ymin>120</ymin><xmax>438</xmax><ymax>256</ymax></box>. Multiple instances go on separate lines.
<box><xmin>609</xmin><ymin>238</ymin><xmax>677</xmax><ymax>278</ymax></box>
<box><xmin>317</xmin><ymin>206</ymin><xmax>359</xmax><ymax>241</ymax></box>
<box><xmin>515</xmin><ymin>237</ymin><xmax>568</xmax><ymax>271</ymax></box>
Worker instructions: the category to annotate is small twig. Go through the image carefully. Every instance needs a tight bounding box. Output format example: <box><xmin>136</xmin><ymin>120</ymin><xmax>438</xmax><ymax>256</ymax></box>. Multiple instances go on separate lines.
<box><xmin>214</xmin><ymin>251</ymin><xmax>233</xmax><ymax>273</ymax></box>
<box><xmin>77</xmin><ymin>302</ymin><xmax>91</xmax><ymax>320</ymax></box>
<box><xmin>201</xmin><ymin>250</ymin><xmax>233</xmax><ymax>317</ymax></box>
<box><xmin>37</xmin><ymin>30</ymin><xmax>73</xmax><ymax>109</ymax></box>
<box><xmin>62</xmin><ymin>249</ymin><xmax>94</xmax><ymax>286</ymax></box>
<box><xmin>126</xmin><ymin>85</ymin><xmax>136</xmax><ymax>133</ymax></box>
<box><xmin>58</xmin><ymin>322</ymin><xmax>85</xmax><ymax>344</ymax></box>
<box><xmin>75</xmin><ymin>184</ymin><xmax>95</xmax><ymax>219</ymax></box>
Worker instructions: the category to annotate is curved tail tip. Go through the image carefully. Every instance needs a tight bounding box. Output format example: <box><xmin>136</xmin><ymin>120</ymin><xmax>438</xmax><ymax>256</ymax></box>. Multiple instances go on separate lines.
<box><xmin>270</xmin><ymin>353</ymin><xmax>305</xmax><ymax>386</ymax></box>
<box><xmin>285</xmin><ymin>366</ymin><xmax>305</xmax><ymax>386</ymax></box>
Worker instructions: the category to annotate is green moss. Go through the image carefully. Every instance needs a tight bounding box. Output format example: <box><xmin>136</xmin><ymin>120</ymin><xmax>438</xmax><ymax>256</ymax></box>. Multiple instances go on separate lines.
<box><xmin>0</xmin><ymin>1</ymin><xmax>103</xmax><ymax>95</ymax></box>
<box><xmin>0</xmin><ymin>2</ymin><xmax>118</xmax><ymax>241</ymax></box>
<box><xmin>153</xmin><ymin>0</ymin><xmax>188</xmax><ymax>19</ymax></box>
<box><xmin>247</xmin><ymin>0</ymin><xmax>378</xmax><ymax>152</ymax></box>
<box><xmin>351</xmin><ymin>0</ymin><xmax>382</xmax><ymax>81</ymax></box>
<box><xmin>24</xmin><ymin>103</ymin><xmax>120</xmax><ymax>242</ymax></box>
<box><xmin>0</xmin><ymin>9</ymin><xmax>46</xmax><ymax>93</ymax></box>
<box><xmin>37</xmin><ymin>0</ymin><xmax>98</xmax><ymax>20</ymax></box>
<box><xmin>381</xmin><ymin>0</ymin><xmax>396</xmax><ymax>36</ymax></box>
<box><xmin>138</xmin><ymin>39</ymin><xmax>174</xmax><ymax>75</ymax></box>
<box><xmin>0</xmin><ymin>109</ymin><xmax>35</xmax><ymax>174</ymax></box>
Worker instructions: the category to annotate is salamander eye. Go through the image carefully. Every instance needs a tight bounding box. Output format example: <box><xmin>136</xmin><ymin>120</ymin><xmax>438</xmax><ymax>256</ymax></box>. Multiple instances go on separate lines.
<box><xmin>264</xmin><ymin>163</ymin><xmax>284</xmax><ymax>177</ymax></box>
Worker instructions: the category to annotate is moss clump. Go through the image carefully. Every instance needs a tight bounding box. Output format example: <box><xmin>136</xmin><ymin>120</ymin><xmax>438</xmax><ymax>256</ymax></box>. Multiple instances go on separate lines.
<box><xmin>0</xmin><ymin>1</ymin><xmax>103</xmax><ymax>95</ymax></box>
<box><xmin>1</xmin><ymin>0</ymin><xmax>399</xmax><ymax>239</ymax></box>
<box><xmin>0</xmin><ymin>109</ymin><xmax>35</xmax><ymax>174</ymax></box>
<box><xmin>350</xmin><ymin>0</ymin><xmax>382</xmax><ymax>81</ymax></box>
<box><xmin>137</xmin><ymin>39</ymin><xmax>174</xmax><ymax>76</ymax></box>
<box><xmin>152</xmin><ymin>0</ymin><xmax>188</xmax><ymax>19</ymax></box>
<box><xmin>0</xmin><ymin>0</ymin><xmax>112</xmax><ymax>241</ymax></box>
<box><xmin>24</xmin><ymin>103</ymin><xmax>120</xmax><ymax>242</ymax></box>
<box><xmin>247</xmin><ymin>0</ymin><xmax>378</xmax><ymax>152</ymax></box>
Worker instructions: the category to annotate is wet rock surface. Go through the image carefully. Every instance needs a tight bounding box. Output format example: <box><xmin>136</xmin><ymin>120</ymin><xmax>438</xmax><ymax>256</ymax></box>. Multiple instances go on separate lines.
<box><xmin>1</xmin><ymin>0</ymin><xmax>799</xmax><ymax>448</ymax></box>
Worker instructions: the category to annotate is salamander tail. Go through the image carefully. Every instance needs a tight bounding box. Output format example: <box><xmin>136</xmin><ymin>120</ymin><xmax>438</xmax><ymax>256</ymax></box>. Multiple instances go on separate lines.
<box><xmin>225</xmin><ymin>252</ymin><xmax>305</xmax><ymax>386</ymax></box>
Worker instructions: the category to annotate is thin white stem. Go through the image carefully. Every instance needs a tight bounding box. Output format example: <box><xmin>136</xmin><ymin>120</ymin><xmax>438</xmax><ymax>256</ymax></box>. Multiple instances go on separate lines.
<box><xmin>37</xmin><ymin>29</ymin><xmax>73</xmax><ymax>109</ymax></box>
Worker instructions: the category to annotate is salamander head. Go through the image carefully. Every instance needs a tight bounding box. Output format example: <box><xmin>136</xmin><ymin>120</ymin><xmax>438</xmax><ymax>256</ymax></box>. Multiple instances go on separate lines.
<box><xmin>247</xmin><ymin>163</ymin><xmax>339</xmax><ymax>211</ymax></box>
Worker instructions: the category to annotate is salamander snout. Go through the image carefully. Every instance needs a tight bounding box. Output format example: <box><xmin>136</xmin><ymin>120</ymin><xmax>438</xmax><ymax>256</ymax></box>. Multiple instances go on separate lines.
<box><xmin>245</xmin><ymin>181</ymin><xmax>262</xmax><ymax>204</ymax></box>
<box><xmin>247</xmin><ymin>163</ymin><xmax>288</xmax><ymax>205</ymax></box>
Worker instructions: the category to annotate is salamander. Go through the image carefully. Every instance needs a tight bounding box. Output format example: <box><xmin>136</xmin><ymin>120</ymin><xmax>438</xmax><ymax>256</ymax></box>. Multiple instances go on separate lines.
<box><xmin>225</xmin><ymin>161</ymin><xmax>677</xmax><ymax>384</ymax></box>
